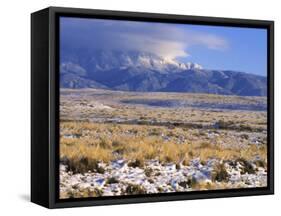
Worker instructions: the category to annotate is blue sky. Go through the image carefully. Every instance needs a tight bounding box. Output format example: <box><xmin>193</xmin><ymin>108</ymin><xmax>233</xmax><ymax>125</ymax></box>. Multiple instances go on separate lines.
<box><xmin>177</xmin><ymin>25</ymin><xmax>267</xmax><ymax>76</ymax></box>
<box><xmin>60</xmin><ymin>17</ymin><xmax>267</xmax><ymax>76</ymax></box>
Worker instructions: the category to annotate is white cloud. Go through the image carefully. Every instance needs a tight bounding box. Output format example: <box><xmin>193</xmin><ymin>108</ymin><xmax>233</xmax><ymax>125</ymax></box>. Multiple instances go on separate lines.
<box><xmin>61</xmin><ymin>17</ymin><xmax>228</xmax><ymax>60</ymax></box>
<box><xmin>119</xmin><ymin>33</ymin><xmax>189</xmax><ymax>59</ymax></box>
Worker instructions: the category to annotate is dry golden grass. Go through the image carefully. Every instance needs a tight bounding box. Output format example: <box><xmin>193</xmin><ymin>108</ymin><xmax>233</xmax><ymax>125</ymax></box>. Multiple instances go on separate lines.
<box><xmin>59</xmin><ymin>89</ymin><xmax>268</xmax><ymax>197</ymax></box>
<box><xmin>60</xmin><ymin>121</ymin><xmax>267</xmax><ymax>173</ymax></box>
<box><xmin>60</xmin><ymin>188</ymin><xmax>103</xmax><ymax>199</ymax></box>
<box><xmin>60</xmin><ymin>89</ymin><xmax>267</xmax><ymax>173</ymax></box>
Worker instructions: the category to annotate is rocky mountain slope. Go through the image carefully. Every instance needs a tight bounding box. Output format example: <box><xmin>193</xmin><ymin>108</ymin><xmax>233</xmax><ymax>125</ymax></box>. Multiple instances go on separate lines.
<box><xmin>60</xmin><ymin>50</ymin><xmax>267</xmax><ymax>96</ymax></box>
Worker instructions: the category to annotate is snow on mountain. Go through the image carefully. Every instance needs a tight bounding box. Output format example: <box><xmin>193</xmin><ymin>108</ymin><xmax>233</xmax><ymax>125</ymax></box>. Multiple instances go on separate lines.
<box><xmin>185</xmin><ymin>62</ymin><xmax>203</xmax><ymax>70</ymax></box>
<box><xmin>60</xmin><ymin>50</ymin><xmax>267</xmax><ymax>96</ymax></box>
<box><xmin>85</xmin><ymin>50</ymin><xmax>203</xmax><ymax>74</ymax></box>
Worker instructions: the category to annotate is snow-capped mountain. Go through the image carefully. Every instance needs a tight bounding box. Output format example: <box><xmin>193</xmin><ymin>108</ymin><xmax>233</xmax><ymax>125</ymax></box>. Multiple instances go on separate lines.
<box><xmin>72</xmin><ymin>50</ymin><xmax>203</xmax><ymax>73</ymax></box>
<box><xmin>60</xmin><ymin>50</ymin><xmax>267</xmax><ymax>96</ymax></box>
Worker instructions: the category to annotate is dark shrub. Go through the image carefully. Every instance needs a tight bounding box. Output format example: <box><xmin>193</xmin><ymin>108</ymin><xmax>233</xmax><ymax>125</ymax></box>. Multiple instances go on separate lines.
<box><xmin>200</xmin><ymin>142</ymin><xmax>211</xmax><ymax>149</ymax></box>
<box><xmin>125</xmin><ymin>184</ymin><xmax>146</xmax><ymax>195</ymax></box>
<box><xmin>112</xmin><ymin>140</ymin><xmax>123</xmax><ymax>147</ymax></box>
<box><xmin>64</xmin><ymin>156</ymin><xmax>104</xmax><ymax>174</ymax></box>
<box><xmin>237</xmin><ymin>158</ymin><xmax>256</xmax><ymax>174</ymax></box>
<box><xmin>144</xmin><ymin>168</ymin><xmax>153</xmax><ymax>177</ymax></box>
<box><xmin>254</xmin><ymin>159</ymin><xmax>266</xmax><ymax>168</ymax></box>
<box><xmin>212</xmin><ymin>163</ymin><xmax>229</xmax><ymax>182</ymax></box>
<box><xmin>239</xmin><ymin>124</ymin><xmax>256</xmax><ymax>132</ymax></box>
<box><xmin>99</xmin><ymin>138</ymin><xmax>109</xmax><ymax>148</ymax></box>
<box><xmin>240</xmin><ymin>134</ymin><xmax>249</xmax><ymax>139</ymax></box>
<box><xmin>214</xmin><ymin>120</ymin><xmax>234</xmax><ymax>129</ymax></box>
<box><xmin>106</xmin><ymin>177</ymin><xmax>119</xmax><ymax>184</ymax></box>
<box><xmin>128</xmin><ymin>159</ymin><xmax>144</xmax><ymax>168</ymax></box>
<box><xmin>178</xmin><ymin>181</ymin><xmax>189</xmax><ymax>188</ymax></box>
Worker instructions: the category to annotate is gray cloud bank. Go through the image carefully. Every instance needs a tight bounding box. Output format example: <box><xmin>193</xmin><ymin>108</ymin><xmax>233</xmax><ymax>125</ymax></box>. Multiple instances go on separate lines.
<box><xmin>60</xmin><ymin>17</ymin><xmax>228</xmax><ymax>60</ymax></box>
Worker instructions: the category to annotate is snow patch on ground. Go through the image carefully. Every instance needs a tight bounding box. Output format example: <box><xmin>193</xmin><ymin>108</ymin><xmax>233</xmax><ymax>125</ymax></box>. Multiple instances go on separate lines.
<box><xmin>60</xmin><ymin>158</ymin><xmax>267</xmax><ymax>198</ymax></box>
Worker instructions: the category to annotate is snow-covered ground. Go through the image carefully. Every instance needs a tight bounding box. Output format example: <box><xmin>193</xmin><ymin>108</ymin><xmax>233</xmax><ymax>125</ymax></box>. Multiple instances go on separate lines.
<box><xmin>60</xmin><ymin>158</ymin><xmax>267</xmax><ymax>198</ymax></box>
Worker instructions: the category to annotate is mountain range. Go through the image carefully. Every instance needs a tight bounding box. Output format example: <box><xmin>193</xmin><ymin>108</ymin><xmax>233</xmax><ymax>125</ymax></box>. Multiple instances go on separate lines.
<box><xmin>60</xmin><ymin>50</ymin><xmax>267</xmax><ymax>96</ymax></box>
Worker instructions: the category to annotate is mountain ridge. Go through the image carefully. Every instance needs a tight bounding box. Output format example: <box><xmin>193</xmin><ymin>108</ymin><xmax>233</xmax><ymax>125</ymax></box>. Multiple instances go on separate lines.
<box><xmin>60</xmin><ymin>50</ymin><xmax>267</xmax><ymax>96</ymax></box>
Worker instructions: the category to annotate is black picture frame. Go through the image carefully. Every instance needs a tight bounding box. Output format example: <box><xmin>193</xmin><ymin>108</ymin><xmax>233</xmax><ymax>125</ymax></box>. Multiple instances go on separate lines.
<box><xmin>31</xmin><ymin>6</ymin><xmax>274</xmax><ymax>209</ymax></box>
